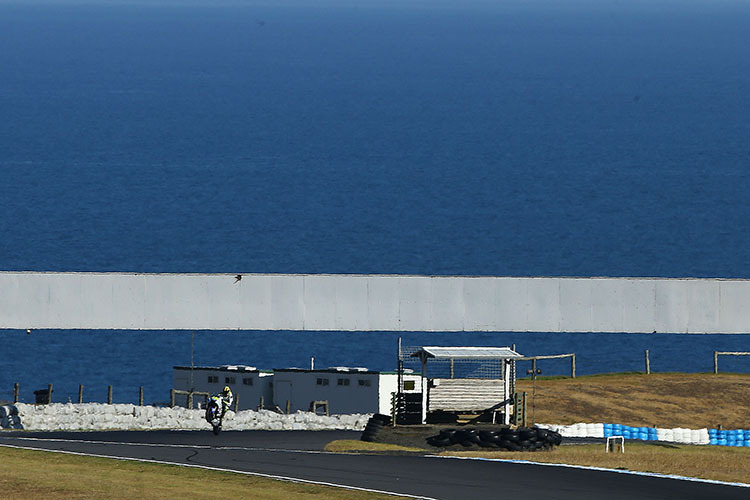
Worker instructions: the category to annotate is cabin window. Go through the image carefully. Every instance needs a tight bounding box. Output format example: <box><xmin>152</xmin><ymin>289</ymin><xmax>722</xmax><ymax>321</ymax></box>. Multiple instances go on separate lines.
<box><xmin>243</xmin><ymin>377</ymin><xmax>253</xmax><ymax>386</ymax></box>
<box><xmin>358</xmin><ymin>379</ymin><xmax>371</xmax><ymax>387</ymax></box>
<box><xmin>337</xmin><ymin>378</ymin><xmax>350</xmax><ymax>386</ymax></box>
<box><xmin>316</xmin><ymin>378</ymin><xmax>329</xmax><ymax>386</ymax></box>
<box><xmin>208</xmin><ymin>376</ymin><xmax>219</xmax><ymax>384</ymax></box>
<box><xmin>403</xmin><ymin>380</ymin><xmax>415</xmax><ymax>391</ymax></box>
<box><xmin>225</xmin><ymin>376</ymin><xmax>236</xmax><ymax>385</ymax></box>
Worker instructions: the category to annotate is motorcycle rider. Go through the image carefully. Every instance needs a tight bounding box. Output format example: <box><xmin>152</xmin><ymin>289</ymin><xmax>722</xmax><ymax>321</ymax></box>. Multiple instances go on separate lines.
<box><xmin>218</xmin><ymin>385</ymin><xmax>233</xmax><ymax>417</ymax></box>
<box><xmin>206</xmin><ymin>386</ymin><xmax>233</xmax><ymax>422</ymax></box>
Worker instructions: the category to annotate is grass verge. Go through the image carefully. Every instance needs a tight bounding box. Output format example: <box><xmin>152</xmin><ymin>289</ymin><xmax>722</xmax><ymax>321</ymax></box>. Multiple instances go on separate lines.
<box><xmin>515</xmin><ymin>372</ymin><xmax>750</xmax><ymax>428</ymax></box>
<box><xmin>0</xmin><ymin>446</ymin><xmax>409</xmax><ymax>500</ymax></box>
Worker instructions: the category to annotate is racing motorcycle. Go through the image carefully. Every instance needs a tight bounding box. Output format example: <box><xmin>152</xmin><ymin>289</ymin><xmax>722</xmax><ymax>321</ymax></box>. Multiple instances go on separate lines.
<box><xmin>205</xmin><ymin>397</ymin><xmax>223</xmax><ymax>435</ymax></box>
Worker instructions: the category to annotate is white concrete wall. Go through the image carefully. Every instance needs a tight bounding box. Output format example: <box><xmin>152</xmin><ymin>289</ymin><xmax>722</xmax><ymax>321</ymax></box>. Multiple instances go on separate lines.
<box><xmin>3</xmin><ymin>272</ymin><xmax>750</xmax><ymax>333</ymax></box>
<box><xmin>272</xmin><ymin>369</ymin><xmax>383</xmax><ymax>414</ymax></box>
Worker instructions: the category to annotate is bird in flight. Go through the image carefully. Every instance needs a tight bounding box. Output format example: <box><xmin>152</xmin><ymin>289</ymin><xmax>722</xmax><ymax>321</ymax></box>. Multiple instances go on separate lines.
<box><xmin>234</xmin><ymin>275</ymin><xmax>242</xmax><ymax>283</ymax></box>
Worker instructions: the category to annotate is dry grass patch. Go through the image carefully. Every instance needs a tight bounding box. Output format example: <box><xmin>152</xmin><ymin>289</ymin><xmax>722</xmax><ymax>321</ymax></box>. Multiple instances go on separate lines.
<box><xmin>441</xmin><ymin>443</ymin><xmax>750</xmax><ymax>485</ymax></box>
<box><xmin>516</xmin><ymin>372</ymin><xmax>750</xmax><ymax>428</ymax></box>
<box><xmin>325</xmin><ymin>439</ymin><xmax>423</xmax><ymax>453</ymax></box>
<box><xmin>0</xmin><ymin>446</ymin><xmax>409</xmax><ymax>500</ymax></box>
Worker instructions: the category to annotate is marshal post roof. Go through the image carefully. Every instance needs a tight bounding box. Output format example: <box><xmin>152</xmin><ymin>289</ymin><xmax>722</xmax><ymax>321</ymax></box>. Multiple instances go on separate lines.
<box><xmin>410</xmin><ymin>346</ymin><xmax>522</xmax><ymax>360</ymax></box>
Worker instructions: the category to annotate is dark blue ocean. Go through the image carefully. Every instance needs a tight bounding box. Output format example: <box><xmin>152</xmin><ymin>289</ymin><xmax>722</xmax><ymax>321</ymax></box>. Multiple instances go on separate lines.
<box><xmin>1</xmin><ymin>1</ymin><xmax>749</xmax><ymax>404</ymax></box>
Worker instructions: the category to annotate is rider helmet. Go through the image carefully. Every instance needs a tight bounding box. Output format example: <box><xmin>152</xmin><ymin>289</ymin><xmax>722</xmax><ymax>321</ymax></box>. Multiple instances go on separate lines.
<box><xmin>223</xmin><ymin>386</ymin><xmax>231</xmax><ymax>394</ymax></box>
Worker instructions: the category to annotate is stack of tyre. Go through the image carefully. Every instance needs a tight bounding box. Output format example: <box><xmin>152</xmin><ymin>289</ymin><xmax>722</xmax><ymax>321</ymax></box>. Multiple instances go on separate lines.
<box><xmin>426</xmin><ymin>427</ymin><xmax>562</xmax><ymax>451</ymax></box>
<box><xmin>360</xmin><ymin>413</ymin><xmax>392</xmax><ymax>442</ymax></box>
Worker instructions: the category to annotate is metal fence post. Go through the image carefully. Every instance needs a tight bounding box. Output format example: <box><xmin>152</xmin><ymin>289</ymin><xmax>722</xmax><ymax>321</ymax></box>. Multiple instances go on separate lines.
<box><xmin>107</xmin><ymin>385</ymin><xmax>113</xmax><ymax>404</ymax></box>
<box><xmin>47</xmin><ymin>384</ymin><xmax>53</xmax><ymax>404</ymax></box>
<box><xmin>714</xmin><ymin>351</ymin><xmax>719</xmax><ymax>374</ymax></box>
<box><xmin>571</xmin><ymin>354</ymin><xmax>576</xmax><ymax>378</ymax></box>
<box><xmin>139</xmin><ymin>386</ymin><xmax>144</xmax><ymax>406</ymax></box>
<box><xmin>78</xmin><ymin>384</ymin><xmax>84</xmax><ymax>403</ymax></box>
<box><xmin>14</xmin><ymin>383</ymin><xmax>19</xmax><ymax>403</ymax></box>
<box><xmin>645</xmin><ymin>350</ymin><xmax>651</xmax><ymax>374</ymax></box>
<box><xmin>170</xmin><ymin>389</ymin><xmax>175</xmax><ymax>408</ymax></box>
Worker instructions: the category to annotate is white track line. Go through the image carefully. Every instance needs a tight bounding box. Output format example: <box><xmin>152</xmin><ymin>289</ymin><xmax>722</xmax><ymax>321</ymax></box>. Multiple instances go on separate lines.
<box><xmin>426</xmin><ymin>454</ymin><xmax>750</xmax><ymax>489</ymax></box>
<box><xmin>0</xmin><ymin>442</ymin><xmax>437</xmax><ymax>500</ymax></box>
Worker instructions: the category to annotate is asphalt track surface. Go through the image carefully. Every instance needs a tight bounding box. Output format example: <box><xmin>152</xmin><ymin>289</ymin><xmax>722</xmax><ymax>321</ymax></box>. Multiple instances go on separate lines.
<box><xmin>1</xmin><ymin>430</ymin><xmax>748</xmax><ymax>500</ymax></box>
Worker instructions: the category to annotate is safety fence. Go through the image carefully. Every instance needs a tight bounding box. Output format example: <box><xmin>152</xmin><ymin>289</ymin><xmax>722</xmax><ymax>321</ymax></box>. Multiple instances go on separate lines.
<box><xmin>514</xmin><ymin>350</ymin><xmax>750</xmax><ymax>379</ymax></box>
<box><xmin>10</xmin><ymin>382</ymin><xmax>147</xmax><ymax>406</ymax></box>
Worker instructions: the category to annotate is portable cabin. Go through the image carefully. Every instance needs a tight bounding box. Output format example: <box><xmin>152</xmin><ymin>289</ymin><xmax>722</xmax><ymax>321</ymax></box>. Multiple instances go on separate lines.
<box><xmin>172</xmin><ymin>365</ymin><xmax>273</xmax><ymax>411</ymax></box>
<box><xmin>407</xmin><ymin>346</ymin><xmax>523</xmax><ymax>424</ymax></box>
<box><xmin>272</xmin><ymin>367</ymin><xmax>422</xmax><ymax>415</ymax></box>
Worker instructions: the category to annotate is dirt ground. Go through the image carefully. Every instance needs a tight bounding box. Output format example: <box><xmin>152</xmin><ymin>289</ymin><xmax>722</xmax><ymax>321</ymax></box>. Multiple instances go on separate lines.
<box><xmin>515</xmin><ymin>372</ymin><xmax>750</xmax><ymax>428</ymax></box>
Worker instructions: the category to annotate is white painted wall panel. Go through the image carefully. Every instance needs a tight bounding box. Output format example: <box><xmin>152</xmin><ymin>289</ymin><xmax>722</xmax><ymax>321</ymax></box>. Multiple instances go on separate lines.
<box><xmin>527</xmin><ymin>278</ymin><xmax>560</xmax><ymax>332</ymax></box>
<box><xmin>687</xmin><ymin>280</ymin><xmax>720</xmax><ymax>333</ymax></box>
<box><xmin>718</xmin><ymin>281</ymin><xmax>750</xmax><ymax>334</ymax></box>
<box><xmin>462</xmin><ymin>278</ymin><xmax>497</xmax><ymax>331</ymax></box>
<box><xmin>302</xmin><ymin>275</ymin><xmax>336</xmax><ymax>331</ymax></box>
<box><xmin>397</xmin><ymin>276</ymin><xmax>432</xmax><ymax>331</ymax></box>
<box><xmin>271</xmin><ymin>275</ymin><xmax>304</xmax><ymax>330</ymax></box>
<box><xmin>655</xmin><ymin>280</ymin><xmax>690</xmax><ymax>333</ymax></box>
<box><xmin>3</xmin><ymin>272</ymin><xmax>750</xmax><ymax>333</ymax></box>
<box><xmin>493</xmin><ymin>279</ymin><xmax>528</xmax><ymax>331</ymax></box>
<box><xmin>366</xmin><ymin>276</ymin><xmax>399</xmax><ymax>331</ymax></box>
<box><xmin>334</xmin><ymin>276</ymin><xmax>369</xmax><ymax>331</ymax></box>
<box><xmin>430</xmin><ymin>277</ymin><xmax>464</xmax><ymax>331</ymax></box>
<box><xmin>590</xmin><ymin>278</ymin><xmax>624</xmax><ymax>332</ymax></box>
<box><xmin>558</xmin><ymin>279</ymin><xmax>591</xmax><ymax>332</ymax></box>
<box><xmin>240</xmin><ymin>275</ymin><xmax>273</xmax><ymax>330</ymax></box>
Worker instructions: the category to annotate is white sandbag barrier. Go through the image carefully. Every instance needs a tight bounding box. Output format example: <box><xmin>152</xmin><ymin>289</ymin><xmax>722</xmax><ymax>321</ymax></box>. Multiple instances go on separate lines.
<box><xmin>0</xmin><ymin>403</ymin><xmax>370</xmax><ymax>432</ymax></box>
<box><xmin>541</xmin><ymin>422</ymin><xmax>750</xmax><ymax>447</ymax></box>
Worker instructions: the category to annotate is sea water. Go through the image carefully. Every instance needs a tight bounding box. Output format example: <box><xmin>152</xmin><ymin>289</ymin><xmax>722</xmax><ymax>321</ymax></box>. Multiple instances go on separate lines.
<box><xmin>1</xmin><ymin>0</ymin><xmax>749</xmax><ymax>404</ymax></box>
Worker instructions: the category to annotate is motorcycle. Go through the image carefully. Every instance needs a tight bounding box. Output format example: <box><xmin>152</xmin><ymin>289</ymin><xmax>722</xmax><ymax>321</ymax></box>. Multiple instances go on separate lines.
<box><xmin>205</xmin><ymin>397</ymin><xmax>223</xmax><ymax>435</ymax></box>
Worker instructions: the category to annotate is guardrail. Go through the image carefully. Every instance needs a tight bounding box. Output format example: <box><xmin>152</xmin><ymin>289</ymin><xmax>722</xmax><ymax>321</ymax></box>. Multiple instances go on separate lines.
<box><xmin>517</xmin><ymin>353</ymin><xmax>576</xmax><ymax>378</ymax></box>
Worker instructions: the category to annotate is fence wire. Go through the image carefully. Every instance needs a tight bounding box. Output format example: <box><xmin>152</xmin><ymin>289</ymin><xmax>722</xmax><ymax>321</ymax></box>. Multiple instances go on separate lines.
<box><xmin>399</xmin><ymin>346</ymin><xmax>505</xmax><ymax>380</ymax></box>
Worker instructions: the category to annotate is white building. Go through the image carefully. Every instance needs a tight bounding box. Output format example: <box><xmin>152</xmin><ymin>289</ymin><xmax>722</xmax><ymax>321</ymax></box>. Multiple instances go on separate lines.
<box><xmin>172</xmin><ymin>365</ymin><xmax>273</xmax><ymax>411</ymax></box>
<box><xmin>272</xmin><ymin>367</ymin><xmax>423</xmax><ymax>415</ymax></box>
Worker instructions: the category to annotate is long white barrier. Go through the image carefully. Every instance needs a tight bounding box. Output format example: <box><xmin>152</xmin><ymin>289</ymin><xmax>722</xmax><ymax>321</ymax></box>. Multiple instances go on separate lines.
<box><xmin>0</xmin><ymin>403</ymin><xmax>369</xmax><ymax>432</ymax></box>
<box><xmin>542</xmin><ymin>422</ymin><xmax>719</xmax><ymax>445</ymax></box>
<box><xmin>4</xmin><ymin>272</ymin><xmax>750</xmax><ymax>332</ymax></box>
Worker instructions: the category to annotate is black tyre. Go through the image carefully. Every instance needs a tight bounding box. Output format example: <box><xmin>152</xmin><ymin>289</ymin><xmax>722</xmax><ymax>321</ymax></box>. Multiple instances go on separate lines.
<box><xmin>361</xmin><ymin>433</ymin><xmax>375</xmax><ymax>442</ymax></box>
<box><xmin>548</xmin><ymin>430</ymin><xmax>563</xmax><ymax>445</ymax></box>
<box><xmin>427</xmin><ymin>436</ymin><xmax>452</xmax><ymax>447</ymax></box>
<box><xmin>502</xmin><ymin>440</ymin><xmax>521</xmax><ymax>452</ymax></box>
<box><xmin>460</xmin><ymin>440</ymin><xmax>474</xmax><ymax>448</ymax></box>
<box><xmin>439</xmin><ymin>429</ymin><xmax>458</xmax><ymax>442</ymax></box>
<box><xmin>372</xmin><ymin>414</ymin><xmax>392</xmax><ymax>425</ymax></box>
<box><xmin>519</xmin><ymin>428</ymin><xmax>538</xmax><ymax>441</ymax></box>
<box><xmin>478</xmin><ymin>430</ymin><xmax>496</xmax><ymax>442</ymax></box>
<box><xmin>365</xmin><ymin>423</ymin><xmax>384</xmax><ymax>433</ymax></box>
<box><xmin>212</xmin><ymin>425</ymin><xmax>221</xmax><ymax>436</ymax></box>
<box><xmin>504</xmin><ymin>430</ymin><xmax>521</xmax><ymax>443</ymax></box>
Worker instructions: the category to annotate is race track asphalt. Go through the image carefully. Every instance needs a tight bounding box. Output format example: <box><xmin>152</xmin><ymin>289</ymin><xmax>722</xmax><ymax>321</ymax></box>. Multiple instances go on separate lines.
<box><xmin>1</xmin><ymin>430</ymin><xmax>747</xmax><ymax>500</ymax></box>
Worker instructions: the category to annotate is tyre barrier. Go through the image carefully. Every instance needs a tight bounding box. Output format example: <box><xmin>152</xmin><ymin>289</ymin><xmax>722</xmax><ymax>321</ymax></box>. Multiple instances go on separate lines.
<box><xmin>360</xmin><ymin>413</ymin><xmax>392</xmax><ymax>442</ymax></box>
<box><xmin>426</xmin><ymin>427</ymin><xmax>562</xmax><ymax>451</ymax></box>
